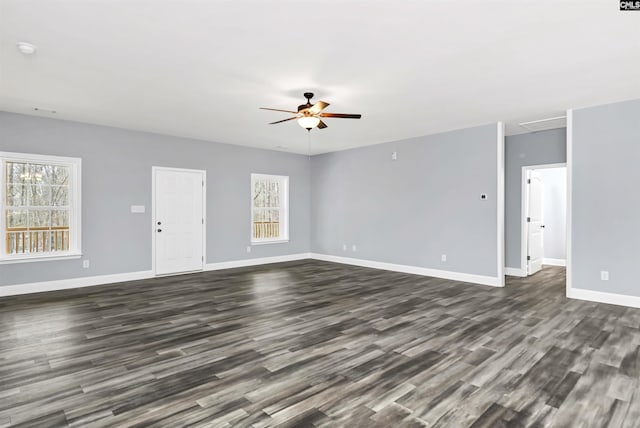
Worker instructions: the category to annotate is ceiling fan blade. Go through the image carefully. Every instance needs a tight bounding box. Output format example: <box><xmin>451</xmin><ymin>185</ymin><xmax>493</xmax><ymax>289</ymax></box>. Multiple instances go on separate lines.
<box><xmin>309</xmin><ymin>101</ymin><xmax>330</xmax><ymax>114</ymax></box>
<box><xmin>269</xmin><ymin>117</ymin><xmax>298</xmax><ymax>125</ymax></box>
<box><xmin>319</xmin><ymin>113</ymin><xmax>362</xmax><ymax>119</ymax></box>
<box><xmin>260</xmin><ymin>107</ymin><xmax>299</xmax><ymax>114</ymax></box>
<box><xmin>317</xmin><ymin>120</ymin><xmax>328</xmax><ymax>129</ymax></box>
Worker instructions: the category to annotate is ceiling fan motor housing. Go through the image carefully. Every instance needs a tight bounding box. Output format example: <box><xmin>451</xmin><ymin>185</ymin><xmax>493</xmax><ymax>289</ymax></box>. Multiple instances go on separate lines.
<box><xmin>299</xmin><ymin>93</ymin><xmax>314</xmax><ymax>112</ymax></box>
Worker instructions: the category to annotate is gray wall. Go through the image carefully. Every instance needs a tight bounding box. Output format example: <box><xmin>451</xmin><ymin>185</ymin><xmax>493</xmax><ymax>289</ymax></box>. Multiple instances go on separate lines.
<box><xmin>505</xmin><ymin>129</ymin><xmax>566</xmax><ymax>269</ymax></box>
<box><xmin>0</xmin><ymin>112</ymin><xmax>310</xmax><ymax>286</ymax></box>
<box><xmin>572</xmin><ymin>99</ymin><xmax>640</xmax><ymax>296</ymax></box>
<box><xmin>311</xmin><ymin>124</ymin><xmax>500</xmax><ymax>278</ymax></box>
<box><xmin>540</xmin><ymin>167</ymin><xmax>566</xmax><ymax>261</ymax></box>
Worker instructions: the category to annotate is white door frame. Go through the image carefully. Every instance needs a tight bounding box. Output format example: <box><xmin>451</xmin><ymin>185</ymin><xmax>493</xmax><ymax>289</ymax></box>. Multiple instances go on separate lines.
<box><xmin>520</xmin><ymin>163</ymin><xmax>566</xmax><ymax>276</ymax></box>
<box><xmin>151</xmin><ymin>166</ymin><xmax>207</xmax><ymax>276</ymax></box>
<box><xmin>497</xmin><ymin>122</ymin><xmax>505</xmax><ymax>287</ymax></box>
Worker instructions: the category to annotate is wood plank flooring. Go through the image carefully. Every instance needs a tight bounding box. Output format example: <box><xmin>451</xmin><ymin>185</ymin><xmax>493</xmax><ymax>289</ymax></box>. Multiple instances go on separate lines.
<box><xmin>1</xmin><ymin>261</ymin><xmax>640</xmax><ymax>427</ymax></box>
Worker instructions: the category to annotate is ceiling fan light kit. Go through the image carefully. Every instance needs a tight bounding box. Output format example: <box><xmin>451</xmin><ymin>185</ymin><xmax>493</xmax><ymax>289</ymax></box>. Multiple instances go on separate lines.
<box><xmin>261</xmin><ymin>92</ymin><xmax>362</xmax><ymax>131</ymax></box>
<box><xmin>298</xmin><ymin>116</ymin><xmax>321</xmax><ymax>129</ymax></box>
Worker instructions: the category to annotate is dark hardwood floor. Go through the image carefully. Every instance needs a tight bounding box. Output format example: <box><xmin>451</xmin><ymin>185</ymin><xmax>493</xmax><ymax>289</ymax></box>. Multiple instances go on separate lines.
<box><xmin>1</xmin><ymin>261</ymin><xmax>639</xmax><ymax>427</ymax></box>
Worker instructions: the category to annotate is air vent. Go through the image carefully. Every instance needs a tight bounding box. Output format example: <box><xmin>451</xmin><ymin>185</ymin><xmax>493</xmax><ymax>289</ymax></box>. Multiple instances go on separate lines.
<box><xmin>34</xmin><ymin>107</ymin><xmax>57</xmax><ymax>114</ymax></box>
<box><xmin>518</xmin><ymin>116</ymin><xmax>566</xmax><ymax>132</ymax></box>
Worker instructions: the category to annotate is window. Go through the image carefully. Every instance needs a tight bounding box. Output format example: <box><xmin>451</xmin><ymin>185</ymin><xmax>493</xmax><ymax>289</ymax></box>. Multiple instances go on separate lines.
<box><xmin>251</xmin><ymin>174</ymin><xmax>289</xmax><ymax>244</ymax></box>
<box><xmin>1</xmin><ymin>152</ymin><xmax>81</xmax><ymax>263</ymax></box>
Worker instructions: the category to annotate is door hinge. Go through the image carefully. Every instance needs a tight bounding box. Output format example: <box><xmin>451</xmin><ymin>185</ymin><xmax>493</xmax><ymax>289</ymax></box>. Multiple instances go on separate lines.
<box><xmin>202</xmin><ymin>256</ymin><xmax>204</xmax><ymax>262</ymax></box>
<box><xmin>527</xmin><ymin>256</ymin><xmax>531</xmax><ymax>261</ymax></box>
<box><xmin>527</xmin><ymin>179</ymin><xmax>531</xmax><ymax>184</ymax></box>
<box><xmin>527</xmin><ymin>217</ymin><xmax>531</xmax><ymax>222</ymax></box>
<box><xmin>202</xmin><ymin>218</ymin><xmax>204</xmax><ymax>224</ymax></box>
<box><xmin>202</xmin><ymin>180</ymin><xmax>205</xmax><ymax>186</ymax></box>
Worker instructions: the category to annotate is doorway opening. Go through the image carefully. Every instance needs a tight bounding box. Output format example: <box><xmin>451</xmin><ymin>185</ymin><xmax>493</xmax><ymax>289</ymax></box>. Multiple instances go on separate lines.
<box><xmin>521</xmin><ymin>163</ymin><xmax>567</xmax><ymax>276</ymax></box>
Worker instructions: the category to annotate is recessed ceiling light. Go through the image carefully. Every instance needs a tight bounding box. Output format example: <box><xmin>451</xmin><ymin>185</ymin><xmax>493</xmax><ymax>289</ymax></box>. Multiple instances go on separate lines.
<box><xmin>16</xmin><ymin>42</ymin><xmax>37</xmax><ymax>55</ymax></box>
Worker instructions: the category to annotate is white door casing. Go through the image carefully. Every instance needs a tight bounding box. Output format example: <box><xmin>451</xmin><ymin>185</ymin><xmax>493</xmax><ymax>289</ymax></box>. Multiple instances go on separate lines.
<box><xmin>153</xmin><ymin>167</ymin><xmax>205</xmax><ymax>276</ymax></box>
<box><xmin>527</xmin><ymin>170</ymin><xmax>544</xmax><ymax>275</ymax></box>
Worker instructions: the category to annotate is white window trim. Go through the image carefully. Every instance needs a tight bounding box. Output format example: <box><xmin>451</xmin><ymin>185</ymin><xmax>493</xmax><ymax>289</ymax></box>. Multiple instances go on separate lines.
<box><xmin>250</xmin><ymin>173</ymin><xmax>289</xmax><ymax>245</ymax></box>
<box><xmin>0</xmin><ymin>151</ymin><xmax>82</xmax><ymax>264</ymax></box>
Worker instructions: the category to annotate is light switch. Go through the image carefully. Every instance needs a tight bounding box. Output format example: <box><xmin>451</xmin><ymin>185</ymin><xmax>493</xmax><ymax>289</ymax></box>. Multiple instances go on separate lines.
<box><xmin>130</xmin><ymin>205</ymin><xmax>145</xmax><ymax>213</ymax></box>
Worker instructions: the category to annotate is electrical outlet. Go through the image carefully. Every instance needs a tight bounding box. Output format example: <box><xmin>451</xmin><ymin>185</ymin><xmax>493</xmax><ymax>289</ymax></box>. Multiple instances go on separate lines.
<box><xmin>441</xmin><ymin>254</ymin><xmax>447</xmax><ymax>262</ymax></box>
<box><xmin>82</xmin><ymin>260</ymin><xmax>90</xmax><ymax>269</ymax></box>
<box><xmin>391</xmin><ymin>151</ymin><xmax>397</xmax><ymax>161</ymax></box>
<box><xmin>352</xmin><ymin>245</ymin><xmax>357</xmax><ymax>252</ymax></box>
<box><xmin>600</xmin><ymin>271</ymin><xmax>609</xmax><ymax>281</ymax></box>
<box><xmin>246</xmin><ymin>246</ymin><xmax>251</xmax><ymax>253</ymax></box>
<box><xmin>480</xmin><ymin>193</ymin><xmax>488</xmax><ymax>200</ymax></box>
<box><xmin>342</xmin><ymin>244</ymin><xmax>347</xmax><ymax>251</ymax></box>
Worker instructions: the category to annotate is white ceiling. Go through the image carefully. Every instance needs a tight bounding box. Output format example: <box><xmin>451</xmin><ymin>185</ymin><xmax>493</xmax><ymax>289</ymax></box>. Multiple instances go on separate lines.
<box><xmin>1</xmin><ymin>0</ymin><xmax>639</xmax><ymax>155</ymax></box>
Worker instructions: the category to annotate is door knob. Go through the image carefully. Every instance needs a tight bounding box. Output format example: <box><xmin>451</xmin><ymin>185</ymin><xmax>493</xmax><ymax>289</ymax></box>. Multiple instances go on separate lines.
<box><xmin>157</xmin><ymin>229</ymin><xmax>162</xmax><ymax>233</ymax></box>
<box><xmin>540</xmin><ymin>225</ymin><xmax>545</xmax><ymax>228</ymax></box>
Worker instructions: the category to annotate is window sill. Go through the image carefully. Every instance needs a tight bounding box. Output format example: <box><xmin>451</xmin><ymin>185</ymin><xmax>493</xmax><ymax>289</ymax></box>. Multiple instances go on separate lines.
<box><xmin>0</xmin><ymin>252</ymin><xmax>82</xmax><ymax>265</ymax></box>
<box><xmin>251</xmin><ymin>239</ymin><xmax>290</xmax><ymax>246</ymax></box>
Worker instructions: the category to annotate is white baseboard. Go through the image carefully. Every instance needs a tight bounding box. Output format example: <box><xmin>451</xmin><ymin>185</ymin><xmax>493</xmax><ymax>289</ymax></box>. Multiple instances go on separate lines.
<box><xmin>310</xmin><ymin>253</ymin><xmax>502</xmax><ymax>287</ymax></box>
<box><xmin>205</xmin><ymin>253</ymin><xmax>311</xmax><ymax>271</ymax></box>
<box><xmin>504</xmin><ymin>267</ymin><xmax>526</xmax><ymax>277</ymax></box>
<box><xmin>0</xmin><ymin>254</ymin><xmax>312</xmax><ymax>298</ymax></box>
<box><xmin>567</xmin><ymin>287</ymin><xmax>640</xmax><ymax>309</ymax></box>
<box><xmin>0</xmin><ymin>270</ymin><xmax>154</xmax><ymax>298</ymax></box>
<box><xmin>6</xmin><ymin>253</ymin><xmax>640</xmax><ymax>310</ymax></box>
<box><xmin>543</xmin><ymin>258</ymin><xmax>566</xmax><ymax>267</ymax></box>
<box><xmin>0</xmin><ymin>252</ymin><xmax>502</xmax><ymax>298</ymax></box>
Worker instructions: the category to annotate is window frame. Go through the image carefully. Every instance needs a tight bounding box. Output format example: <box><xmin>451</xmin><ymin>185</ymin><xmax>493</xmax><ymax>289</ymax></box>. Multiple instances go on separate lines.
<box><xmin>0</xmin><ymin>151</ymin><xmax>82</xmax><ymax>264</ymax></box>
<box><xmin>250</xmin><ymin>173</ymin><xmax>289</xmax><ymax>245</ymax></box>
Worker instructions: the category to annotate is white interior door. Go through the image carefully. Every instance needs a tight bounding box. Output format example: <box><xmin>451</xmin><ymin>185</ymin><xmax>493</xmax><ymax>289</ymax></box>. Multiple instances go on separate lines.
<box><xmin>154</xmin><ymin>168</ymin><xmax>205</xmax><ymax>276</ymax></box>
<box><xmin>527</xmin><ymin>170</ymin><xmax>544</xmax><ymax>275</ymax></box>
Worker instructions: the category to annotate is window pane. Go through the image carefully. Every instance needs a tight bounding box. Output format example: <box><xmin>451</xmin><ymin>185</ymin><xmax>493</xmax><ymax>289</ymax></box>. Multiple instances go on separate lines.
<box><xmin>252</xmin><ymin>208</ymin><xmax>263</xmax><ymax>223</ymax></box>
<box><xmin>28</xmin><ymin>184</ymin><xmax>52</xmax><ymax>206</ymax></box>
<box><xmin>253</xmin><ymin>178</ymin><xmax>281</xmax><ymax>208</ymax></box>
<box><xmin>51</xmin><ymin>185</ymin><xmax>69</xmax><ymax>206</ymax></box>
<box><xmin>252</xmin><ymin>208</ymin><xmax>280</xmax><ymax>222</ymax></box>
<box><xmin>51</xmin><ymin>165</ymin><xmax>70</xmax><ymax>185</ymax></box>
<box><xmin>23</xmin><ymin>163</ymin><xmax>47</xmax><ymax>183</ymax></box>
<box><xmin>51</xmin><ymin>210</ymin><xmax>69</xmax><ymax>227</ymax></box>
<box><xmin>252</xmin><ymin>209</ymin><xmax>280</xmax><ymax>240</ymax></box>
<box><xmin>253</xmin><ymin>180</ymin><xmax>266</xmax><ymax>208</ymax></box>
<box><xmin>6</xmin><ymin>184</ymin><xmax>27</xmax><ymax>207</ymax></box>
<box><xmin>272</xmin><ymin>182</ymin><xmax>280</xmax><ymax>207</ymax></box>
<box><xmin>6</xmin><ymin>162</ymin><xmax>27</xmax><ymax>183</ymax></box>
<box><xmin>28</xmin><ymin>210</ymin><xmax>51</xmax><ymax>228</ymax></box>
<box><xmin>6</xmin><ymin>210</ymin><xmax>27</xmax><ymax>228</ymax></box>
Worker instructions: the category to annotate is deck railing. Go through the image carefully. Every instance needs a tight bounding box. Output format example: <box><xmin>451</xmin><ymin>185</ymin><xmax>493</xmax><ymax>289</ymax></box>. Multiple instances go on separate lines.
<box><xmin>253</xmin><ymin>221</ymin><xmax>280</xmax><ymax>240</ymax></box>
<box><xmin>5</xmin><ymin>226</ymin><xmax>70</xmax><ymax>254</ymax></box>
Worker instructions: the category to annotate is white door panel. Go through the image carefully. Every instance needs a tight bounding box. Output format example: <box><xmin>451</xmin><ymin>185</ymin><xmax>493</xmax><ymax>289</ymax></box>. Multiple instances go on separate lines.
<box><xmin>154</xmin><ymin>169</ymin><xmax>205</xmax><ymax>275</ymax></box>
<box><xmin>527</xmin><ymin>170</ymin><xmax>544</xmax><ymax>275</ymax></box>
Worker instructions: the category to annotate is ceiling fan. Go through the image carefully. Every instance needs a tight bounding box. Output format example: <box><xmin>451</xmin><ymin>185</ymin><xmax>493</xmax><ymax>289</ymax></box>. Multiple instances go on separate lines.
<box><xmin>261</xmin><ymin>92</ymin><xmax>362</xmax><ymax>131</ymax></box>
